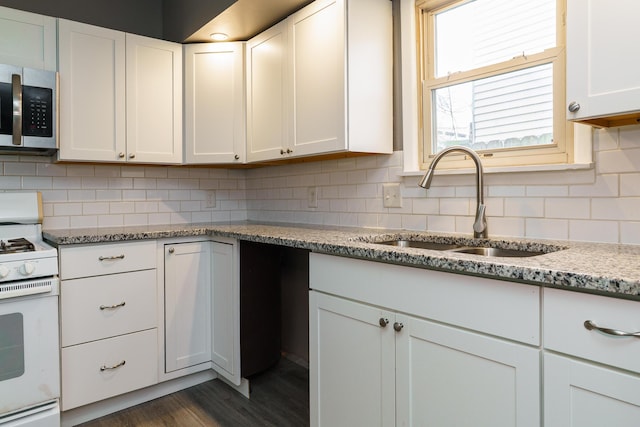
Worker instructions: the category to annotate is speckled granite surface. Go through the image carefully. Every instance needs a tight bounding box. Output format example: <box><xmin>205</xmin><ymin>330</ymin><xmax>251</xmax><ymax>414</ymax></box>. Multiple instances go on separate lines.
<box><xmin>43</xmin><ymin>222</ymin><xmax>640</xmax><ymax>300</ymax></box>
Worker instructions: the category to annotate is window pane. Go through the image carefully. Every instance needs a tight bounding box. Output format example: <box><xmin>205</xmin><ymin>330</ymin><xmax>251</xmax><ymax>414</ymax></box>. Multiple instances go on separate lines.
<box><xmin>435</xmin><ymin>0</ymin><xmax>556</xmax><ymax>77</ymax></box>
<box><xmin>433</xmin><ymin>63</ymin><xmax>553</xmax><ymax>153</ymax></box>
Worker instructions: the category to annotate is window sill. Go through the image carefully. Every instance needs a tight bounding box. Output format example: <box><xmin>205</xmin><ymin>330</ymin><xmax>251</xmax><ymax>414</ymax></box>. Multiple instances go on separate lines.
<box><xmin>400</xmin><ymin>161</ymin><xmax>594</xmax><ymax>178</ymax></box>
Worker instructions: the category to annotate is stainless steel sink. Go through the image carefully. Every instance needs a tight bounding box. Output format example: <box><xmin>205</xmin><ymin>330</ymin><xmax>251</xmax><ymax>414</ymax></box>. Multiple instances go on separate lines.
<box><xmin>373</xmin><ymin>239</ymin><xmax>551</xmax><ymax>258</ymax></box>
<box><xmin>448</xmin><ymin>246</ymin><xmax>544</xmax><ymax>257</ymax></box>
<box><xmin>377</xmin><ymin>240</ymin><xmax>462</xmax><ymax>251</ymax></box>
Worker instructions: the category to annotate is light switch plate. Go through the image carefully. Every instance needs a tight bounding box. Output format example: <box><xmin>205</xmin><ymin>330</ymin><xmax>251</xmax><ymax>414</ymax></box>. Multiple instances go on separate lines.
<box><xmin>383</xmin><ymin>183</ymin><xmax>402</xmax><ymax>208</ymax></box>
<box><xmin>205</xmin><ymin>190</ymin><xmax>216</xmax><ymax>208</ymax></box>
<box><xmin>308</xmin><ymin>186</ymin><xmax>318</xmax><ymax>208</ymax></box>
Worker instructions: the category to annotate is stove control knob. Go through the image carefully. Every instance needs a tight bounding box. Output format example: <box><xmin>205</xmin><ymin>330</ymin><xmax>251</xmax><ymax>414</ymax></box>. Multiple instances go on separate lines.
<box><xmin>0</xmin><ymin>265</ymin><xmax>9</xmax><ymax>279</ymax></box>
<box><xmin>19</xmin><ymin>262</ymin><xmax>35</xmax><ymax>276</ymax></box>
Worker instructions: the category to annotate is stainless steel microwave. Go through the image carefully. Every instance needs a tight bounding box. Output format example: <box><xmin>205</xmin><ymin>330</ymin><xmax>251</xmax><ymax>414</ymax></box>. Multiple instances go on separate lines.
<box><xmin>0</xmin><ymin>63</ymin><xmax>57</xmax><ymax>155</ymax></box>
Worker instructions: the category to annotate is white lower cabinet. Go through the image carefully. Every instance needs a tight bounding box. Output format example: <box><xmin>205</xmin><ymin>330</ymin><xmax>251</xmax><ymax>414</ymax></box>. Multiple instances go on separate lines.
<box><xmin>59</xmin><ymin>241</ymin><xmax>158</xmax><ymax>411</ymax></box>
<box><xmin>396</xmin><ymin>315</ymin><xmax>539</xmax><ymax>427</ymax></box>
<box><xmin>310</xmin><ymin>292</ymin><xmax>396</xmax><ymax>426</ymax></box>
<box><xmin>309</xmin><ymin>253</ymin><xmax>541</xmax><ymax>427</ymax></box>
<box><xmin>543</xmin><ymin>287</ymin><xmax>640</xmax><ymax>426</ymax></box>
<box><xmin>61</xmin><ymin>329</ymin><xmax>158</xmax><ymax>410</ymax></box>
<box><xmin>164</xmin><ymin>241</ymin><xmax>212</xmax><ymax>372</ymax></box>
<box><xmin>162</xmin><ymin>238</ymin><xmax>240</xmax><ymax>385</ymax></box>
<box><xmin>544</xmin><ymin>353</ymin><xmax>640</xmax><ymax>426</ymax></box>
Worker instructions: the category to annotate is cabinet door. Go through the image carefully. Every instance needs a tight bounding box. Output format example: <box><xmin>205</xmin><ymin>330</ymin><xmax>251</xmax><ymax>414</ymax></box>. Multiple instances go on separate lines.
<box><xmin>164</xmin><ymin>242</ymin><xmax>211</xmax><ymax>372</ymax></box>
<box><xmin>211</xmin><ymin>240</ymin><xmax>241</xmax><ymax>385</ymax></box>
<box><xmin>184</xmin><ymin>43</ymin><xmax>245</xmax><ymax>164</ymax></box>
<box><xmin>567</xmin><ymin>0</ymin><xmax>640</xmax><ymax>122</ymax></box>
<box><xmin>396</xmin><ymin>316</ymin><xmax>540</xmax><ymax>427</ymax></box>
<box><xmin>58</xmin><ymin>19</ymin><xmax>126</xmax><ymax>162</ymax></box>
<box><xmin>309</xmin><ymin>291</ymin><xmax>395</xmax><ymax>427</ymax></box>
<box><xmin>246</xmin><ymin>20</ymin><xmax>289</xmax><ymax>162</ymax></box>
<box><xmin>289</xmin><ymin>0</ymin><xmax>345</xmax><ymax>157</ymax></box>
<box><xmin>0</xmin><ymin>6</ymin><xmax>56</xmax><ymax>71</ymax></box>
<box><xmin>126</xmin><ymin>33</ymin><xmax>182</xmax><ymax>164</ymax></box>
<box><xmin>545</xmin><ymin>353</ymin><xmax>640</xmax><ymax>427</ymax></box>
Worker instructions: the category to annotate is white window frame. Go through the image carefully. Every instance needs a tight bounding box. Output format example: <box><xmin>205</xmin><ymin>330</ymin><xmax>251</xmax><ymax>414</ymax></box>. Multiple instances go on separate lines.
<box><xmin>399</xmin><ymin>0</ymin><xmax>592</xmax><ymax>174</ymax></box>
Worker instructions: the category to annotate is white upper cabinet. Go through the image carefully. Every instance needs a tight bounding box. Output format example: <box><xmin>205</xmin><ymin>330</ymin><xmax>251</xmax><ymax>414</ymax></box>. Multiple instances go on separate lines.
<box><xmin>184</xmin><ymin>42</ymin><xmax>246</xmax><ymax>164</ymax></box>
<box><xmin>246</xmin><ymin>20</ymin><xmax>290</xmax><ymax>162</ymax></box>
<box><xmin>289</xmin><ymin>0</ymin><xmax>392</xmax><ymax>158</ymax></box>
<box><xmin>58</xmin><ymin>20</ymin><xmax>182</xmax><ymax>163</ymax></box>
<box><xmin>246</xmin><ymin>0</ymin><xmax>392</xmax><ymax>162</ymax></box>
<box><xmin>0</xmin><ymin>6</ymin><xmax>56</xmax><ymax>71</ymax></box>
<box><xmin>566</xmin><ymin>0</ymin><xmax>640</xmax><ymax>127</ymax></box>
<box><xmin>58</xmin><ymin>20</ymin><xmax>126</xmax><ymax>162</ymax></box>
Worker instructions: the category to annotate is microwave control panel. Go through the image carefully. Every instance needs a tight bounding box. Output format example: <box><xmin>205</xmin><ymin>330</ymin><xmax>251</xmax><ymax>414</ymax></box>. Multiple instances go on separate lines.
<box><xmin>22</xmin><ymin>85</ymin><xmax>53</xmax><ymax>138</ymax></box>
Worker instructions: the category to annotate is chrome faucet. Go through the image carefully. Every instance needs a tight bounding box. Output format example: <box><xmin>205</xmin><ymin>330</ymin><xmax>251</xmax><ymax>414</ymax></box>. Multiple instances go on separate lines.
<box><xmin>418</xmin><ymin>146</ymin><xmax>487</xmax><ymax>238</ymax></box>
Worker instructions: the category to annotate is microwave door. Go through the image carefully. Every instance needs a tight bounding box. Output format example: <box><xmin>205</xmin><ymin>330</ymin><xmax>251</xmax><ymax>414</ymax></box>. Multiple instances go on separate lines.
<box><xmin>0</xmin><ymin>64</ymin><xmax>22</xmax><ymax>148</ymax></box>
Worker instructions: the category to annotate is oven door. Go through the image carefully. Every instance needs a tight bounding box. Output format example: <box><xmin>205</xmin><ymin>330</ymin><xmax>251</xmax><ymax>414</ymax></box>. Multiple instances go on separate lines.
<box><xmin>0</xmin><ymin>289</ymin><xmax>60</xmax><ymax>416</ymax></box>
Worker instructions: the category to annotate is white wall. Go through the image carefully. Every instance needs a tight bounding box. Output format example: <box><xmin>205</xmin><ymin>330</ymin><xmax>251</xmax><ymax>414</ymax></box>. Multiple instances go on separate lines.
<box><xmin>2</xmin><ymin>126</ymin><xmax>640</xmax><ymax>245</ymax></box>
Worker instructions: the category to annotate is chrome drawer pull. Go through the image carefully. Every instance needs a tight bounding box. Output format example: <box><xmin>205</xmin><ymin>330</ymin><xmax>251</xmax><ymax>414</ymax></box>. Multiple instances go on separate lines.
<box><xmin>98</xmin><ymin>254</ymin><xmax>125</xmax><ymax>261</ymax></box>
<box><xmin>584</xmin><ymin>320</ymin><xmax>640</xmax><ymax>338</ymax></box>
<box><xmin>100</xmin><ymin>360</ymin><xmax>126</xmax><ymax>371</ymax></box>
<box><xmin>99</xmin><ymin>301</ymin><xmax>126</xmax><ymax>310</ymax></box>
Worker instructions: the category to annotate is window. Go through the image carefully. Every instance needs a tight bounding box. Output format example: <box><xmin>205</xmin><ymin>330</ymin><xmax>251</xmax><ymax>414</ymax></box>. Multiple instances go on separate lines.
<box><xmin>417</xmin><ymin>0</ymin><xmax>571</xmax><ymax>169</ymax></box>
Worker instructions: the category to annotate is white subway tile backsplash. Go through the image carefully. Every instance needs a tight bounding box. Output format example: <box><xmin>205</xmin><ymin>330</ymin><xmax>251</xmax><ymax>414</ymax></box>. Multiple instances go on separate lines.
<box><xmin>597</xmin><ymin>148</ymin><xmax>640</xmax><ymax>174</ymax></box>
<box><xmin>504</xmin><ymin>198</ymin><xmax>544</xmax><ymax>218</ymax></box>
<box><xmin>545</xmin><ymin>198</ymin><xmax>590</xmax><ymax>219</ymax></box>
<box><xmin>525</xmin><ymin>218</ymin><xmax>569</xmax><ymax>240</ymax></box>
<box><xmin>0</xmin><ymin>127</ymin><xmax>636</xmax><ymax>245</ymax></box>
<box><xmin>621</xmin><ymin>222</ymin><xmax>640</xmax><ymax>244</ymax></box>
<box><xmin>569</xmin><ymin>220</ymin><xmax>618</xmax><ymax>243</ymax></box>
<box><xmin>619</xmin><ymin>173</ymin><xmax>640</xmax><ymax>196</ymax></box>
<box><xmin>592</xmin><ymin>198</ymin><xmax>640</xmax><ymax>221</ymax></box>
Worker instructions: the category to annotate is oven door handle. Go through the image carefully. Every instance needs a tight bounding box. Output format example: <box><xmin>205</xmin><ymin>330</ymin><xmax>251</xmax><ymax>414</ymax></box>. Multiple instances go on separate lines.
<box><xmin>12</xmin><ymin>73</ymin><xmax>22</xmax><ymax>146</ymax></box>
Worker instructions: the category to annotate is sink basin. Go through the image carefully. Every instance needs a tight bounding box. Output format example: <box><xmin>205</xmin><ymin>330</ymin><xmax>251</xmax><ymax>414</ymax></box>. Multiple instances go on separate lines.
<box><xmin>449</xmin><ymin>246</ymin><xmax>544</xmax><ymax>257</ymax></box>
<box><xmin>370</xmin><ymin>238</ymin><xmax>554</xmax><ymax>258</ymax></box>
<box><xmin>377</xmin><ymin>240</ymin><xmax>461</xmax><ymax>251</ymax></box>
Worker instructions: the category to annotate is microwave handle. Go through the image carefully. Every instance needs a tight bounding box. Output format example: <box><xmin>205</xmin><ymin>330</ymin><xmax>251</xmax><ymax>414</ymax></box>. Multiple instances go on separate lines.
<box><xmin>11</xmin><ymin>73</ymin><xmax>21</xmax><ymax>146</ymax></box>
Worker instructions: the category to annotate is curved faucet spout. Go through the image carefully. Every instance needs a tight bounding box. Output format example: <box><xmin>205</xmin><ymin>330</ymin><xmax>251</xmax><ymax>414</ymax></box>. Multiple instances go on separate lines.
<box><xmin>418</xmin><ymin>146</ymin><xmax>487</xmax><ymax>238</ymax></box>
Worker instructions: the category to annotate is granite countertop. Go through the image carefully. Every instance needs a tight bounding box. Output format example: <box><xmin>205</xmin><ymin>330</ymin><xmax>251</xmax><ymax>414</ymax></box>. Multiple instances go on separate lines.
<box><xmin>43</xmin><ymin>222</ymin><xmax>640</xmax><ymax>301</ymax></box>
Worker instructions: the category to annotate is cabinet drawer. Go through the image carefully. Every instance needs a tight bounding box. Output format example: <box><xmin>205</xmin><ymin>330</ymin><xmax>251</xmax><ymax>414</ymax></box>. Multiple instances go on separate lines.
<box><xmin>61</xmin><ymin>269</ymin><xmax>157</xmax><ymax>346</ymax></box>
<box><xmin>60</xmin><ymin>240</ymin><xmax>156</xmax><ymax>279</ymax></box>
<box><xmin>544</xmin><ymin>288</ymin><xmax>640</xmax><ymax>373</ymax></box>
<box><xmin>61</xmin><ymin>328</ymin><xmax>158</xmax><ymax>410</ymax></box>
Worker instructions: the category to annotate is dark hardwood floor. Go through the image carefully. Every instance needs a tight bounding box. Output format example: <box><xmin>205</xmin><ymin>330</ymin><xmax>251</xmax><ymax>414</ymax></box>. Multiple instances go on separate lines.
<box><xmin>78</xmin><ymin>358</ymin><xmax>309</xmax><ymax>427</ymax></box>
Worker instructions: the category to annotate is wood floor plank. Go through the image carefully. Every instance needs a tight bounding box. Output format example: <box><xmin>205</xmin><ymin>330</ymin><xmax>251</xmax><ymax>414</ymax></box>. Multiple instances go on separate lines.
<box><xmin>78</xmin><ymin>358</ymin><xmax>309</xmax><ymax>427</ymax></box>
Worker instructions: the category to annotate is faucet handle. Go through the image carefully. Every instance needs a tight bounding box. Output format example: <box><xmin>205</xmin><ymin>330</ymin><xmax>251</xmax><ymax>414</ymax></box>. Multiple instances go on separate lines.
<box><xmin>473</xmin><ymin>204</ymin><xmax>487</xmax><ymax>237</ymax></box>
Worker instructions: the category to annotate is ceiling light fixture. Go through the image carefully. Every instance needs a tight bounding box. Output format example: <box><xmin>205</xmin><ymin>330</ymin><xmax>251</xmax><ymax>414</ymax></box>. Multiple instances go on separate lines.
<box><xmin>210</xmin><ymin>33</ymin><xmax>229</xmax><ymax>41</ymax></box>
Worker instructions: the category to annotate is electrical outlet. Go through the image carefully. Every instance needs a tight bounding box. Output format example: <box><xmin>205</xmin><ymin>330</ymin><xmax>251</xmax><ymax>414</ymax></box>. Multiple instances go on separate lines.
<box><xmin>205</xmin><ymin>190</ymin><xmax>216</xmax><ymax>208</ymax></box>
<box><xmin>308</xmin><ymin>186</ymin><xmax>318</xmax><ymax>208</ymax></box>
<box><xmin>383</xmin><ymin>183</ymin><xmax>402</xmax><ymax>208</ymax></box>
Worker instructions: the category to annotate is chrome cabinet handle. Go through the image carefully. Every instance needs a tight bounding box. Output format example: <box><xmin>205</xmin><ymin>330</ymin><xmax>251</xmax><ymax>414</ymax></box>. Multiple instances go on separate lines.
<box><xmin>379</xmin><ymin>318</ymin><xmax>389</xmax><ymax>328</ymax></box>
<box><xmin>129</xmin><ymin>153</ymin><xmax>135</xmax><ymax>159</ymax></box>
<box><xmin>393</xmin><ymin>322</ymin><xmax>404</xmax><ymax>332</ymax></box>
<box><xmin>168</xmin><ymin>247</ymin><xmax>175</xmax><ymax>254</ymax></box>
<box><xmin>100</xmin><ymin>301</ymin><xmax>126</xmax><ymax>310</ymax></box>
<box><xmin>568</xmin><ymin>101</ymin><xmax>580</xmax><ymax>113</ymax></box>
<box><xmin>118</xmin><ymin>152</ymin><xmax>125</xmax><ymax>158</ymax></box>
<box><xmin>98</xmin><ymin>254</ymin><xmax>125</xmax><ymax>261</ymax></box>
<box><xmin>584</xmin><ymin>320</ymin><xmax>640</xmax><ymax>338</ymax></box>
<box><xmin>12</xmin><ymin>74</ymin><xmax>22</xmax><ymax>146</ymax></box>
<box><xmin>100</xmin><ymin>360</ymin><xmax>126</xmax><ymax>371</ymax></box>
